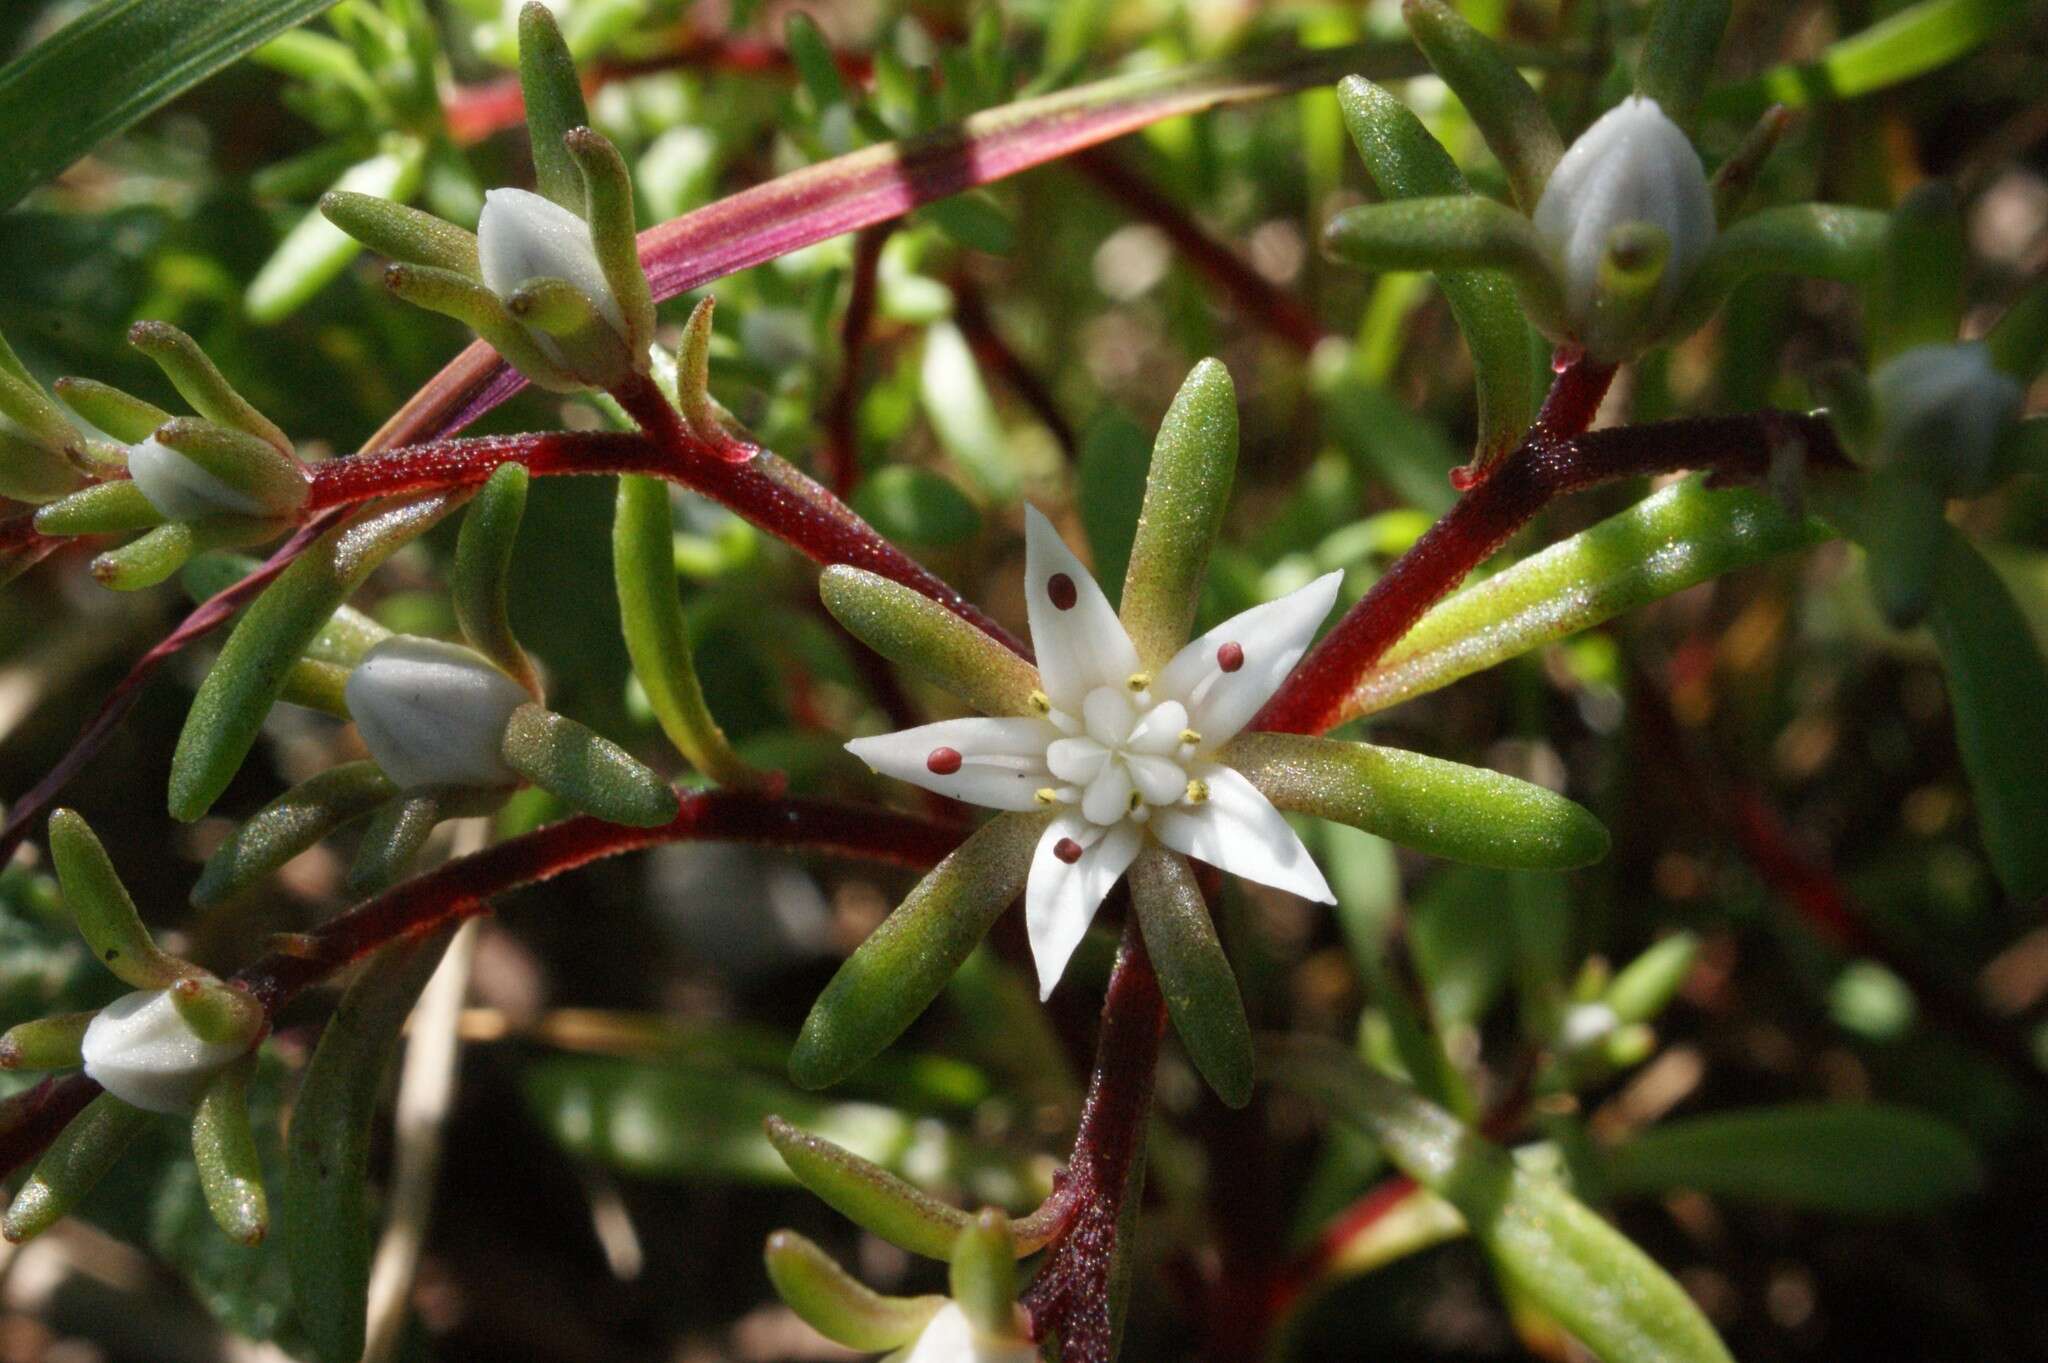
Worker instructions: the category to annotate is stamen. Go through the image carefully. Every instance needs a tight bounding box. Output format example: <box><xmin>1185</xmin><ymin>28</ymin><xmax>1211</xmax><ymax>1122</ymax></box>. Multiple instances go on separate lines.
<box><xmin>1053</xmin><ymin>837</ymin><xmax>1084</xmax><ymax>864</ymax></box>
<box><xmin>1027</xmin><ymin>689</ymin><xmax>1052</xmax><ymax>715</ymax></box>
<box><xmin>1179</xmin><ymin>728</ymin><xmax>1201</xmax><ymax>747</ymax></box>
<box><xmin>925</xmin><ymin>747</ymin><xmax>962</xmax><ymax>775</ymax></box>
<box><xmin>1184</xmin><ymin>778</ymin><xmax>1209</xmax><ymax>804</ymax></box>
<box><xmin>1125</xmin><ymin>671</ymin><xmax>1151</xmax><ymax>693</ymax></box>
<box><xmin>1216</xmin><ymin>641</ymin><xmax>1245</xmax><ymax>673</ymax></box>
<box><xmin>1034</xmin><ymin>787</ymin><xmax>1060</xmax><ymax>806</ymax></box>
<box><xmin>1047</xmin><ymin>573</ymin><xmax>1077</xmax><ymax>610</ymax></box>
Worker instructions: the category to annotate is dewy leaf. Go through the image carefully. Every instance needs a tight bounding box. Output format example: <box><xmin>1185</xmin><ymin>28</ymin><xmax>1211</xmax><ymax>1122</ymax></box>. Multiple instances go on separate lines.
<box><xmin>0</xmin><ymin>0</ymin><xmax>342</xmax><ymax>211</ymax></box>
<box><xmin>1130</xmin><ymin>845</ymin><xmax>1252</xmax><ymax>1109</ymax></box>
<box><xmin>764</xmin><ymin>1229</ymin><xmax>945</xmax><ymax>1351</ymax></box>
<box><xmin>499</xmin><ymin>703</ymin><xmax>680</xmax><ymax>828</ymax></box>
<box><xmin>452</xmin><ymin>463</ymin><xmax>538</xmax><ymax>694</ymax></box>
<box><xmin>2</xmin><ymin>1092</ymin><xmax>152</xmax><ymax>1244</ymax></box>
<box><xmin>1335</xmin><ymin>77</ymin><xmax>1536</xmax><ymax>470</ymax></box>
<box><xmin>819</xmin><ymin>566</ymin><xmax>1043</xmax><ymax>718</ymax></box>
<box><xmin>515</xmin><ymin>0</ymin><xmax>590</xmax><ymax>211</ymax></box>
<box><xmin>49</xmin><ymin>809</ymin><xmax>196</xmax><ymax>989</ymax></box>
<box><xmin>792</xmin><ymin>812</ymin><xmax>1047</xmax><ymax>1090</ymax></box>
<box><xmin>1226</xmin><ymin>733</ymin><xmax>1610</xmax><ymax>870</ymax></box>
<box><xmin>1401</xmin><ymin>0</ymin><xmax>1563</xmax><ymax>212</ymax></box>
<box><xmin>168</xmin><ymin>491</ymin><xmax>460</xmax><ymax>822</ymax></box>
<box><xmin>1120</xmin><ymin>359</ymin><xmax>1237</xmax><ymax>671</ymax></box>
<box><xmin>1603</xmin><ymin>1104</ymin><xmax>1981</xmax><ymax>1217</ymax></box>
<box><xmin>1671</xmin><ymin>206</ymin><xmax>1887</xmax><ymax>337</ymax></box>
<box><xmin>1923</xmin><ymin>524</ymin><xmax>2048</xmax><ymax>903</ymax></box>
<box><xmin>1633</xmin><ymin>0</ymin><xmax>1730</xmax><ymax>129</ymax></box>
<box><xmin>1270</xmin><ymin>1038</ymin><xmax>1737</xmax><ymax>1363</ymax></box>
<box><xmin>191</xmin><ymin>1057</ymin><xmax>268</xmax><ymax>1246</ymax></box>
<box><xmin>764</xmin><ymin>1116</ymin><xmax>971</xmax><ymax>1259</ymax></box>
<box><xmin>283</xmin><ymin>924</ymin><xmax>455</xmax><ymax>1363</ymax></box>
<box><xmin>1349</xmin><ymin>480</ymin><xmax>1827</xmax><ymax>719</ymax></box>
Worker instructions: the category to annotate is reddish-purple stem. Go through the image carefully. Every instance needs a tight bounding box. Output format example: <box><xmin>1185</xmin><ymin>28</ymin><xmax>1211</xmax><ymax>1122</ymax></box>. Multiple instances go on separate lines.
<box><xmin>821</xmin><ymin>224</ymin><xmax>893</xmax><ymax>498</ymax></box>
<box><xmin>954</xmin><ymin>281</ymin><xmax>1078</xmax><ymax>458</ymax></box>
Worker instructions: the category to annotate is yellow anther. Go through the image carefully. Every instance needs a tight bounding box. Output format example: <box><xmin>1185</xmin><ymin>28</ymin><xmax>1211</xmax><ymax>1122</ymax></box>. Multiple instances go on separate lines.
<box><xmin>1034</xmin><ymin>787</ymin><xmax>1059</xmax><ymax>806</ymax></box>
<box><xmin>1179</xmin><ymin>729</ymin><xmax>1202</xmax><ymax>747</ymax></box>
<box><xmin>1184</xmin><ymin>779</ymin><xmax>1209</xmax><ymax>805</ymax></box>
<box><xmin>1125</xmin><ymin>672</ymin><xmax>1151</xmax><ymax>693</ymax></box>
<box><xmin>1027</xmin><ymin>690</ymin><xmax>1052</xmax><ymax>715</ymax></box>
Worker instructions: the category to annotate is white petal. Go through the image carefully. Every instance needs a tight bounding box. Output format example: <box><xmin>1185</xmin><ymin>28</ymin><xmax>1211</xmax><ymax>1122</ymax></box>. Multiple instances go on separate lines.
<box><xmin>1046</xmin><ymin>736</ymin><xmax>1108</xmax><ymax>785</ymax></box>
<box><xmin>1081</xmin><ymin>762</ymin><xmax>1134</xmax><ymax>825</ymax></box>
<box><xmin>81</xmin><ymin>989</ymin><xmax>247</xmax><ymax>1114</ymax></box>
<box><xmin>477</xmin><ymin>187</ymin><xmax>626</xmax><ymax>336</ymax></box>
<box><xmin>1023</xmin><ymin>505</ymin><xmax>1139</xmax><ymax>712</ymax></box>
<box><xmin>1026</xmin><ymin>815</ymin><xmax>1141</xmax><ymax>1000</ymax></box>
<box><xmin>1125</xmin><ymin>699</ymin><xmax>1189</xmax><ymax>755</ymax></box>
<box><xmin>1126</xmin><ymin>754</ymin><xmax>1189</xmax><ymax>806</ymax></box>
<box><xmin>345</xmin><ymin>635</ymin><xmax>530</xmax><ymax>790</ymax></box>
<box><xmin>845</xmin><ymin>716</ymin><xmax>1058</xmax><ymax>811</ymax></box>
<box><xmin>1152</xmin><ymin>763</ymin><xmax>1335</xmax><ymax>904</ymax></box>
<box><xmin>1157</xmin><ymin>571</ymin><xmax>1343</xmax><ymax>745</ymax></box>
<box><xmin>1082</xmin><ymin>685</ymin><xmax>1135</xmax><ymax>746</ymax></box>
<box><xmin>904</xmin><ymin>1303</ymin><xmax>1039</xmax><ymax>1363</ymax></box>
<box><xmin>126</xmin><ymin>436</ymin><xmax>267</xmax><ymax>521</ymax></box>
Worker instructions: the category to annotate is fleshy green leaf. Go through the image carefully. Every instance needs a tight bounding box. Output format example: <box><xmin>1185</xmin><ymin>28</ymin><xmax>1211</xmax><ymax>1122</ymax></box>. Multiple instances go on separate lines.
<box><xmin>283</xmin><ymin>925</ymin><xmax>455</xmax><ymax>1363</ymax></box>
<box><xmin>1603</xmin><ymin>1104</ymin><xmax>1981</xmax><ymax>1216</ymax></box>
<box><xmin>1671</xmin><ymin>205</ymin><xmax>1887</xmax><ymax>336</ymax></box>
<box><xmin>950</xmin><ymin>1209</ymin><xmax>1018</xmax><ymax>1335</ymax></box>
<box><xmin>1871</xmin><ymin>181</ymin><xmax>1966</xmax><ymax>363</ymax></box>
<box><xmin>247</xmin><ymin>137</ymin><xmax>425</xmax><ymax>324</ymax></box>
<box><xmin>2</xmin><ymin>1093</ymin><xmax>152</xmax><ymax>1243</ymax></box>
<box><xmin>1271</xmin><ymin>1038</ymin><xmax>1737</xmax><ymax>1363</ymax></box>
<box><xmin>452</xmin><ymin>462</ymin><xmax>538</xmax><ymax>694</ymax></box>
<box><xmin>127</xmin><ymin>322</ymin><xmax>292</xmax><ymax>455</ymax></box>
<box><xmin>792</xmin><ymin>812</ymin><xmax>1045</xmax><ymax>1090</ymax></box>
<box><xmin>765</xmin><ymin>1115</ymin><xmax>971</xmax><ymax>1258</ymax></box>
<box><xmin>0</xmin><ymin>1012</ymin><xmax>95</xmax><ymax>1071</ymax></box>
<box><xmin>764</xmin><ymin>1229</ymin><xmax>944</xmax><ymax>1351</ymax></box>
<box><xmin>192</xmin><ymin>1057</ymin><xmax>268</xmax><ymax>1246</ymax></box>
<box><xmin>1225</xmin><ymin>733</ymin><xmax>1610</xmax><ymax>870</ymax></box>
<box><xmin>1704</xmin><ymin>0</ymin><xmax>2030</xmax><ymax>117</ymax></box>
<box><xmin>515</xmin><ymin>0</ymin><xmax>589</xmax><ymax>211</ymax></box>
<box><xmin>1402</xmin><ymin>0</ymin><xmax>1562</xmax><ymax>212</ymax></box>
<box><xmin>1119</xmin><ymin>359</ymin><xmax>1237</xmax><ymax>670</ymax></box>
<box><xmin>820</xmin><ymin>566</ymin><xmax>1042</xmax><ymax>717</ymax></box>
<box><xmin>1131</xmin><ymin>844</ymin><xmax>1252</xmax><ymax>1108</ymax></box>
<box><xmin>1605</xmin><ymin>934</ymin><xmax>1699</xmax><ymax>1025</ymax></box>
<box><xmin>499</xmin><ymin>704</ymin><xmax>679</xmax><ymax>828</ymax></box>
<box><xmin>1634</xmin><ymin>0</ymin><xmax>1730</xmax><ymax>129</ymax></box>
<box><xmin>50</xmin><ymin>808</ymin><xmax>195</xmax><ymax>988</ymax></box>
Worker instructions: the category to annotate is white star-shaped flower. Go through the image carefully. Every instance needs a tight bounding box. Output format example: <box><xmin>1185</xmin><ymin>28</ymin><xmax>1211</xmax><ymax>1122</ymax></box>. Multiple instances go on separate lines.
<box><xmin>898</xmin><ymin>1302</ymin><xmax>1037</xmax><ymax>1363</ymax></box>
<box><xmin>847</xmin><ymin>506</ymin><xmax>1338</xmax><ymax>999</ymax></box>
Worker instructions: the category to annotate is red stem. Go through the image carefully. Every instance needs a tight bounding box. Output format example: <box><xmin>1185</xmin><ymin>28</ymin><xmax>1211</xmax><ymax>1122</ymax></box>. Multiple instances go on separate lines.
<box><xmin>821</xmin><ymin>224</ymin><xmax>894</xmax><ymax>498</ymax></box>
<box><xmin>953</xmin><ymin>280</ymin><xmax>1078</xmax><ymax>458</ymax></box>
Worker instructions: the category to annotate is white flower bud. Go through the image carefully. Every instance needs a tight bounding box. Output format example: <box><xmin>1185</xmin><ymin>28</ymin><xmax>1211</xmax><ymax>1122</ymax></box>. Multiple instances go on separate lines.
<box><xmin>344</xmin><ymin>635</ymin><xmax>530</xmax><ymax>791</ymax></box>
<box><xmin>904</xmin><ymin>1303</ymin><xmax>1038</xmax><ymax>1363</ymax></box>
<box><xmin>477</xmin><ymin>188</ymin><xmax>627</xmax><ymax>339</ymax></box>
<box><xmin>81</xmin><ymin>989</ymin><xmax>247</xmax><ymax>1113</ymax></box>
<box><xmin>126</xmin><ymin>435</ymin><xmax>267</xmax><ymax>521</ymax></box>
<box><xmin>1530</xmin><ymin>96</ymin><xmax>1715</xmax><ymax>357</ymax></box>
<box><xmin>1871</xmin><ymin>341</ymin><xmax>2023</xmax><ymax>495</ymax></box>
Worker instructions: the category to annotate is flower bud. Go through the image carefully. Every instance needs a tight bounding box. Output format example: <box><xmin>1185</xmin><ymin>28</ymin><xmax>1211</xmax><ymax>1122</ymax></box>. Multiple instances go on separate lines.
<box><xmin>125</xmin><ymin>435</ymin><xmax>269</xmax><ymax>522</ymax></box>
<box><xmin>1530</xmin><ymin>96</ymin><xmax>1715</xmax><ymax>360</ymax></box>
<box><xmin>478</xmin><ymin>188</ymin><xmax>628</xmax><ymax>353</ymax></box>
<box><xmin>1870</xmin><ymin>341</ymin><xmax>2023</xmax><ymax>497</ymax></box>
<box><xmin>344</xmin><ymin>635</ymin><xmax>531</xmax><ymax>790</ymax></box>
<box><xmin>903</xmin><ymin>1301</ymin><xmax>1038</xmax><ymax>1363</ymax></box>
<box><xmin>81</xmin><ymin>988</ymin><xmax>251</xmax><ymax>1114</ymax></box>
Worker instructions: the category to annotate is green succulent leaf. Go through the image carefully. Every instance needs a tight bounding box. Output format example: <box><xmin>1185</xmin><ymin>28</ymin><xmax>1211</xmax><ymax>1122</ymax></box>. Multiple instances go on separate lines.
<box><xmin>2</xmin><ymin>1092</ymin><xmax>152</xmax><ymax>1244</ymax></box>
<box><xmin>1634</xmin><ymin>0</ymin><xmax>1730</xmax><ymax>130</ymax></box>
<box><xmin>0</xmin><ymin>1011</ymin><xmax>96</xmax><ymax>1071</ymax></box>
<box><xmin>191</xmin><ymin>762</ymin><xmax>397</xmax><ymax>907</ymax></box>
<box><xmin>1120</xmin><ymin>359</ymin><xmax>1237</xmax><ymax>670</ymax></box>
<box><xmin>950</xmin><ymin>1209</ymin><xmax>1019</xmax><ymax>1335</ymax></box>
<box><xmin>1402</xmin><ymin>0</ymin><xmax>1563</xmax><ymax>212</ymax></box>
<box><xmin>764</xmin><ymin>1229</ymin><xmax>945</xmax><ymax>1351</ymax></box>
<box><xmin>319</xmin><ymin>189</ymin><xmax>481</xmax><ymax>276</ymax></box>
<box><xmin>765</xmin><ymin>1115</ymin><xmax>972</xmax><ymax>1259</ymax></box>
<box><xmin>127</xmin><ymin>322</ymin><xmax>292</xmax><ymax>456</ymax></box>
<box><xmin>247</xmin><ymin>137</ymin><xmax>426</xmax><ymax>324</ymax></box>
<box><xmin>452</xmin><ymin>462</ymin><xmax>538</xmax><ymax>694</ymax></box>
<box><xmin>34</xmin><ymin>480</ymin><xmax>165</xmax><ymax>537</ymax></box>
<box><xmin>820</xmin><ymin>566</ymin><xmax>1042</xmax><ymax>717</ymax></box>
<box><xmin>50</xmin><ymin>808</ymin><xmax>195</xmax><ymax>988</ymax></box>
<box><xmin>499</xmin><ymin>704</ymin><xmax>680</xmax><ymax>828</ymax></box>
<box><xmin>1605</xmin><ymin>933</ymin><xmax>1699</xmax><ymax>1025</ymax></box>
<box><xmin>192</xmin><ymin>1057</ymin><xmax>269</xmax><ymax>1246</ymax></box>
<box><xmin>1871</xmin><ymin>182</ymin><xmax>1966</xmax><ymax>363</ymax></box>
<box><xmin>1131</xmin><ymin>845</ymin><xmax>1252</xmax><ymax>1108</ymax></box>
<box><xmin>514</xmin><ymin>0</ymin><xmax>590</xmax><ymax>211</ymax></box>
<box><xmin>1704</xmin><ymin>0</ymin><xmax>2031</xmax><ymax>117</ymax></box>
<box><xmin>1671</xmin><ymin>205</ymin><xmax>1887</xmax><ymax>337</ymax></box>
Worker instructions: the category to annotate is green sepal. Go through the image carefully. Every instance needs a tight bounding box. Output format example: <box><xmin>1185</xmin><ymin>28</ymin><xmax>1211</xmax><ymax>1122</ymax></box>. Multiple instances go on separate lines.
<box><xmin>1325</xmin><ymin>195</ymin><xmax>1567</xmax><ymax>329</ymax></box>
<box><xmin>1402</xmin><ymin>0</ymin><xmax>1562</xmax><ymax>213</ymax></box>
<box><xmin>1</xmin><ymin>1093</ymin><xmax>151</xmax><ymax>1244</ymax></box>
<box><xmin>1871</xmin><ymin>181</ymin><xmax>1965</xmax><ymax>363</ymax></box>
<box><xmin>949</xmin><ymin>1209</ymin><xmax>1018</xmax><ymax>1337</ymax></box>
<box><xmin>1119</xmin><ymin>359</ymin><xmax>1236</xmax><ymax>669</ymax></box>
<box><xmin>346</xmin><ymin>790</ymin><xmax>449</xmax><ymax>897</ymax></box>
<box><xmin>504</xmin><ymin>277</ymin><xmax>635</xmax><ymax>389</ymax></box>
<box><xmin>1922</xmin><ymin>524</ymin><xmax>2048</xmax><ymax>903</ymax></box>
<box><xmin>765</xmin><ymin>1115</ymin><xmax>972</xmax><ymax>1259</ymax></box>
<box><xmin>192</xmin><ymin>1055</ymin><xmax>269</xmax><ymax>1245</ymax></box>
<box><xmin>1633</xmin><ymin>0</ymin><xmax>1730</xmax><ymax>130</ymax></box>
<box><xmin>50</xmin><ymin>376</ymin><xmax>169</xmax><ymax>445</ymax></box>
<box><xmin>564</xmin><ymin>126</ymin><xmax>657</xmax><ymax>354</ymax></box>
<box><xmin>820</xmin><ymin>566</ymin><xmax>1043</xmax><ymax>717</ymax></box>
<box><xmin>1669</xmin><ymin>204</ymin><xmax>1887</xmax><ymax>338</ymax></box>
<box><xmin>169</xmin><ymin>490</ymin><xmax>459</xmax><ymax>822</ymax></box>
<box><xmin>153</xmin><ymin>416</ymin><xmax>309</xmax><ymax>517</ymax></box>
<box><xmin>792</xmin><ymin>812</ymin><xmax>1046</xmax><ymax>1090</ymax></box>
<box><xmin>191</xmin><ymin>762</ymin><xmax>398</xmax><ymax>907</ymax></box>
<box><xmin>33</xmin><ymin>478</ymin><xmax>164</xmax><ymax>535</ymax></box>
<box><xmin>382</xmin><ymin>263</ymin><xmax>582</xmax><ymax>392</ymax></box>
<box><xmin>169</xmin><ymin>976</ymin><xmax>265</xmax><ymax>1047</ymax></box>
<box><xmin>1586</xmin><ymin>221</ymin><xmax>1674</xmax><ymax>361</ymax></box>
<box><xmin>127</xmin><ymin>321</ymin><xmax>291</xmax><ymax>456</ymax></box>
<box><xmin>1131</xmin><ymin>844</ymin><xmax>1252</xmax><ymax>1108</ymax></box>
<box><xmin>453</xmin><ymin>462</ymin><xmax>538</xmax><ymax>694</ymax></box>
<box><xmin>50</xmin><ymin>808</ymin><xmax>195</xmax><ymax>988</ymax></box>
<box><xmin>763</xmin><ymin>1229</ymin><xmax>945</xmax><ymax>1351</ymax></box>
<box><xmin>515</xmin><ymin>1</ymin><xmax>590</xmax><ymax>211</ymax></box>
<box><xmin>614</xmin><ymin>475</ymin><xmax>762</xmax><ymax>786</ymax></box>
<box><xmin>500</xmin><ymin>703</ymin><xmax>680</xmax><ymax>828</ymax></box>
<box><xmin>284</xmin><ymin>925</ymin><xmax>455</xmax><ymax>1363</ymax></box>
<box><xmin>1605</xmin><ymin>933</ymin><xmax>1698</xmax><ymax>1025</ymax></box>
<box><xmin>1335</xmin><ymin>76</ymin><xmax>1536</xmax><ymax>471</ymax></box>
<box><xmin>1225</xmin><ymin>733</ymin><xmax>1610</xmax><ymax>870</ymax></box>
<box><xmin>0</xmin><ymin>426</ymin><xmax>84</xmax><ymax>503</ymax></box>
<box><xmin>318</xmin><ymin>189</ymin><xmax>481</xmax><ymax>276</ymax></box>
<box><xmin>1269</xmin><ymin>1038</ymin><xmax>1737</xmax><ymax>1363</ymax></box>
<box><xmin>0</xmin><ymin>1011</ymin><xmax>96</xmax><ymax>1071</ymax></box>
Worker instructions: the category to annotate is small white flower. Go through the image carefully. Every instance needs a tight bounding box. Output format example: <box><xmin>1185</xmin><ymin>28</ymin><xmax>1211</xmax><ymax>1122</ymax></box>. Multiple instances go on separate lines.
<box><xmin>477</xmin><ymin>187</ymin><xmax>627</xmax><ymax>343</ymax></box>
<box><xmin>1870</xmin><ymin>341</ymin><xmax>2022</xmax><ymax>494</ymax></box>
<box><xmin>126</xmin><ymin>435</ymin><xmax>267</xmax><ymax>522</ymax></box>
<box><xmin>345</xmin><ymin>635</ymin><xmax>531</xmax><ymax>790</ymax></box>
<box><xmin>81</xmin><ymin>989</ymin><xmax>247</xmax><ymax>1114</ymax></box>
<box><xmin>1531</xmin><ymin>96</ymin><xmax>1715</xmax><ymax>357</ymax></box>
<box><xmin>847</xmin><ymin>507</ymin><xmax>1338</xmax><ymax>999</ymax></box>
<box><xmin>900</xmin><ymin>1302</ymin><xmax>1037</xmax><ymax>1363</ymax></box>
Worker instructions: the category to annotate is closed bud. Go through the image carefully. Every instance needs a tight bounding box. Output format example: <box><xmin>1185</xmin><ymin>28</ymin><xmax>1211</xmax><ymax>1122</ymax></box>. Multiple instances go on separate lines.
<box><xmin>902</xmin><ymin>1301</ymin><xmax>1038</xmax><ymax>1363</ymax></box>
<box><xmin>344</xmin><ymin>635</ymin><xmax>531</xmax><ymax>790</ymax></box>
<box><xmin>477</xmin><ymin>188</ymin><xmax>634</xmax><ymax>377</ymax></box>
<box><xmin>126</xmin><ymin>435</ymin><xmax>270</xmax><ymax>522</ymax></box>
<box><xmin>1530</xmin><ymin>97</ymin><xmax>1715</xmax><ymax>360</ymax></box>
<box><xmin>81</xmin><ymin>988</ymin><xmax>253</xmax><ymax>1114</ymax></box>
<box><xmin>1870</xmin><ymin>341</ymin><xmax>2023</xmax><ymax>497</ymax></box>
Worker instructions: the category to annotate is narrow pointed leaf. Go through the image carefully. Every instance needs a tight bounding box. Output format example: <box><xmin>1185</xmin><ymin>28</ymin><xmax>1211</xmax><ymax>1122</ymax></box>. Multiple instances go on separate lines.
<box><xmin>1271</xmin><ymin>1038</ymin><xmax>1737</xmax><ymax>1363</ymax></box>
<box><xmin>1131</xmin><ymin>845</ymin><xmax>1252</xmax><ymax>1108</ymax></box>
<box><xmin>1634</xmin><ymin>0</ymin><xmax>1730</xmax><ymax>129</ymax></box>
<box><xmin>764</xmin><ymin>1229</ymin><xmax>945</xmax><ymax>1351</ymax></box>
<box><xmin>192</xmin><ymin>1057</ymin><xmax>268</xmax><ymax>1245</ymax></box>
<box><xmin>453</xmin><ymin>462</ymin><xmax>538</xmax><ymax>693</ymax></box>
<box><xmin>1226</xmin><ymin>733</ymin><xmax>1609</xmax><ymax>870</ymax></box>
<box><xmin>127</xmin><ymin>322</ymin><xmax>291</xmax><ymax>455</ymax></box>
<box><xmin>500</xmin><ymin>704</ymin><xmax>679</xmax><ymax>828</ymax></box>
<box><xmin>192</xmin><ymin>762</ymin><xmax>396</xmax><ymax>907</ymax></box>
<box><xmin>1</xmin><ymin>1093</ymin><xmax>151</xmax><ymax>1243</ymax></box>
<box><xmin>50</xmin><ymin>808</ymin><xmax>194</xmax><ymax>988</ymax></box>
<box><xmin>283</xmin><ymin>925</ymin><xmax>455</xmax><ymax>1363</ymax></box>
<box><xmin>765</xmin><ymin>1116</ymin><xmax>971</xmax><ymax>1259</ymax></box>
<box><xmin>820</xmin><ymin>566</ymin><xmax>1043</xmax><ymax>717</ymax></box>
<box><xmin>1923</xmin><ymin>524</ymin><xmax>2048</xmax><ymax>902</ymax></box>
<box><xmin>1672</xmin><ymin>205</ymin><xmax>1886</xmax><ymax>335</ymax></box>
<box><xmin>515</xmin><ymin>1</ymin><xmax>589</xmax><ymax>211</ymax></box>
<box><xmin>1336</xmin><ymin>77</ymin><xmax>1536</xmax><ymax>470</ymax></box>
<box><xmin>792</xmin><ymin>812</ymin><xmax>1047</xmax><ymax>1090</ymax></box>
<box><xmin>1403</xmin><ymin>0</ymin><xmax>1563</xmax><ymax>211</ymax></box>
<box><xmin>1120</xmin><ymin>359</ymin><xmax>1237</xmax><ymax>670</ymax></box>
<box><xmin>91</xmin><ymin>522</ymin><xmax>201</xmax><ymax>592</ymax></box>
<box><xmin>169</xmin><ymin>491</ymin><xmax>459</xmax><ymax>821</ymax></box>
<box><xmin>565</xmin><ymin>128</ymin><xmax>657</xmax><ymax>351</ymax></box>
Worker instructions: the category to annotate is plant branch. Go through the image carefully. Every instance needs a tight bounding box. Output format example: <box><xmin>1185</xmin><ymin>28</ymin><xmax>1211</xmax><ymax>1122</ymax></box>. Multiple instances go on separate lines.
<box><xmin>821</xmin><ymin>223</ymin><xmax>893</xmax><ymax>497</ymax></box>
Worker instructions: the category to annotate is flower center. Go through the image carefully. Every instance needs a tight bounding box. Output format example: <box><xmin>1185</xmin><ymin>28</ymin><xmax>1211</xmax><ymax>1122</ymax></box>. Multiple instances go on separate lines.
<box><xmin>1042</xmin><ymin>684</ymin><xmax>1201</xmax><ymax>827</ymax></box>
